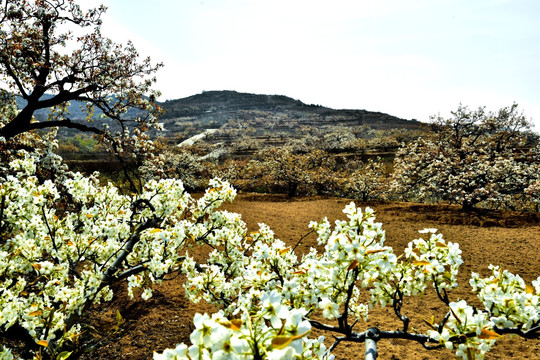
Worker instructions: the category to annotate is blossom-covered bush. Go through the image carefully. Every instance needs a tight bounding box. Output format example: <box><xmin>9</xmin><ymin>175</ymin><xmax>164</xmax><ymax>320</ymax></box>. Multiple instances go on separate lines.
<box><xmin>248</xmin><ymin>147</ymin><xmax>338</xmax><ymax>197</ymax></box>
<box><xmin>342</xmin><ymin>157</ymin><xmax>390</xmax><ymax>202</ymax></box>
<box><xmin>139</xmin><ymin>146</ymin><xmax>217</xmax><ymax>191</ymax></box>
<box><xmin>392</xmin><ymin>104</ymin><xmax>540</xmax><ymax>210</ymax></box>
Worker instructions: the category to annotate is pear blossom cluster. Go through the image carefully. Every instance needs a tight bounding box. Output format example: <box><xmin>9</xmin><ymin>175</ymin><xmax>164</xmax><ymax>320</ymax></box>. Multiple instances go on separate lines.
<box><xmin>154</xmin><ymin>291</ymin><xmax>331</xmax><ymax>360</ymax></box>
<box><xmin>427</xmin><ymin>265</ymin><xmax>540</xmax><ymax>359</ymax></box>
<box><xmin>158</xmin><ymin>197</ymin><xmax>539</xmax><ymax>359</ymax></box>
<box><xmin>0</xmin><ymin>150</ymin><xmax>239</xmax><ymax>358</ymax></box>
<box><xmin>470</xmin><ymin>265</ymin><xmax>540</xmax><ymax>331</ymax></box>
<box><xmin>428</xmin><ymin>299</ymin><xmax>496</xmax><ymax>359</ymax></box>
<box><xmin>370</xmin><ymin>228</ymin><xmax>463</xmax><ymax>307</ymax></box>
<box><xmin>305</xmin><ymin>204</ymin><xmax>395</xmax><ymax>320</ymax></box>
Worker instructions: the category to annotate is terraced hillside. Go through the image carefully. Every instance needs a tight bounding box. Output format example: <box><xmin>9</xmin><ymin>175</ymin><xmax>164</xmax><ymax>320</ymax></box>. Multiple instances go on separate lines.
<box><xmin>157</xmin><ymin>91</ymin><xmax>425</xmax><ymax>154</ymax></box>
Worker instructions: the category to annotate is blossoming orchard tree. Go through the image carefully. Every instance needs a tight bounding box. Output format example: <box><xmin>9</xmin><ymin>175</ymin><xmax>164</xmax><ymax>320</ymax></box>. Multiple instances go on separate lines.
<box><xmin>343</xmin><ymin>157</ymin><xmax>390</xmax><ymax>202</ymax></box>
<box><xmin>392</xmin><ymin>104</ymin><xmax>540</xmax><ymax>210</ymax></box>
<box><xmin>0</xmin><ymin>0</ymin><xmax>163</xmax><ymax>179</ymax></box>
<box><xmin>0</xmin><ymin>149</ymin><xmax>243</xmax><ymax>358</ymax></box>
<box><xmin>253</xmin><ymin>147</ymin><xmax>337</xmax><ymax>197</ymax></box>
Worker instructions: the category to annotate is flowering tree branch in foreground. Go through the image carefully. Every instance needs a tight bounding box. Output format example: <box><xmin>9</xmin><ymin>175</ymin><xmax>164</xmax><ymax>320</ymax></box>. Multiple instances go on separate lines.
<box><xmin>156</xmin><ymin>201</ymin><xmax>540</xmax><ymax>359</ymax></box>
<box><xmin>0</xmin><ymin>150</ymin><xmax>237</xmax><ymax>359</ymax></box>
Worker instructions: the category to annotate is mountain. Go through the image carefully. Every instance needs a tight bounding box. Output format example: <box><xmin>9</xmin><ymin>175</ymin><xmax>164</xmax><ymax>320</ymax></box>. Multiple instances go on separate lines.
<box><xmin>161</xmin><ymin>90</ymin><xmax>307</xmax><ymax>116</ymax></box>
<box><xmin>160</xmin><ymin>90</ymin><xmax>421</xmax><ymax>130</ymax></box>
<box><xmin>160</xmin><ymin>91</ymin><xmax>421</xmax><ymax>140</ymax></box>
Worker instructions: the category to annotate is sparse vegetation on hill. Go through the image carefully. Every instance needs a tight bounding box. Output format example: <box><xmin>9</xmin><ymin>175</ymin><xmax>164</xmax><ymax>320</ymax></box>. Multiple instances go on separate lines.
<box><xmin>157</xmin><ymin>90</ymin><xmax>423</xmax><ymax>148</ymax></box>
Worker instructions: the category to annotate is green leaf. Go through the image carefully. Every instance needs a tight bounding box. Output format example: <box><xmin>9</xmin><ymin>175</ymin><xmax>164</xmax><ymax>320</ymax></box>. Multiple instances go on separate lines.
<box><xmin>56</xmin><ymin>351</ymin><xmax>73</xmax><ymax>360</ymax></box>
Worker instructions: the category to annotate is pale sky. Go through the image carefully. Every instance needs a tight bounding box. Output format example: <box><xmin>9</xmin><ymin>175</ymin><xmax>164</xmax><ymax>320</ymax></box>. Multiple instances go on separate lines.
<box><xmin>91</xmin><ymin>0</ymin><xmax>540</xmax><ymax>129</ymax></box>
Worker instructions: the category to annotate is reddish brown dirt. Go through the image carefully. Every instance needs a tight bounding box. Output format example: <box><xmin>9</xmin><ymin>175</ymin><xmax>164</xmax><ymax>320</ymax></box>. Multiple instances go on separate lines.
<box><xmin>79</xmin><ymin>195</ymin><xmax>540</xmax><ymax>360</ymax></box>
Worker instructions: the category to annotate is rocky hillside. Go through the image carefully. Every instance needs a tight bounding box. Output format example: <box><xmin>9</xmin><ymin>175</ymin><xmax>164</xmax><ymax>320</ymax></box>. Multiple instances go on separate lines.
<box><xmin>160</xmin><ymin>90</ymin><xmax>421</xmax><ymax>131</ymax></box>
<box><xmin>156</xmin><ymin>91</ymin><xmax>424</xmax><ymax>147</ymax></box>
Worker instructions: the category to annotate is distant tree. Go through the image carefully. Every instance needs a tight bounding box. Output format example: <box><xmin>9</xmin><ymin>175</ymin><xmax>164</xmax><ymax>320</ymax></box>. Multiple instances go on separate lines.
<box><xmin>344</xmin><ymin>158</ymin><xmax>390</xmax><ymax>202</ymax></box>
<box><xmin>139</xmin><ymin>146</ymin><xmax>218</xmax><ymax>191</ymax></box>
<box><xmin>255</xmin><ymin>147</ymin><xmax>306</xmax><ymax>197</ymax></box>
<box><xmin>284</xmin><ymin>135</ymin><xmax>321</xmax><ymax>153</ymax></box>
<box><xmin>255</xmin><ymin>147</ymin><xmax>335</xmax><ymax>197</ymax></box>
<box><xmin>217</xmin><ymin>158</ymin><xmax>268</xmax><ymax>193</ymax></box>
<box><xmin>321</xmin><ymin>126</ymin><xmax>356</xmax><ymax>152</ymax></box>
<box><xmin>0</xmin><ymin>0</ymin><xmax>162</xmax><ymax>149</ymax></box>
<box><xmin>392</xmin><ymin>104</ymin><xmax>539</xmax><ymax>210</ymax></box>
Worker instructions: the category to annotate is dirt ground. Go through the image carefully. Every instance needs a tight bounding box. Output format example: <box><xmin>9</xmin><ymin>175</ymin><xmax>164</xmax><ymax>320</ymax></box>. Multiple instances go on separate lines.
<box><xmin>79</xmin><ymin>194</ymin><xmax>540</xmax><ymax>360</ymax></box>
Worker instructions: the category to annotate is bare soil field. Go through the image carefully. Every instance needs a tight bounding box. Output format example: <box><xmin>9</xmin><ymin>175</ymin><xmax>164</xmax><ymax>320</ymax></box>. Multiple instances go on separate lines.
<box><xmin>80</xmin><ymin>195</ymin><xmax>540</xmax><ymax>360</ymax></box>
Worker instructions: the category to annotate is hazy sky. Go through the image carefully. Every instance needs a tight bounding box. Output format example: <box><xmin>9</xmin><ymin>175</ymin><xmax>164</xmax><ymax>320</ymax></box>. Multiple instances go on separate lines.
<box><xmin>91</xmin><ymin>0</ymin><xmax>540</xmax><ymax>129</ymax></box>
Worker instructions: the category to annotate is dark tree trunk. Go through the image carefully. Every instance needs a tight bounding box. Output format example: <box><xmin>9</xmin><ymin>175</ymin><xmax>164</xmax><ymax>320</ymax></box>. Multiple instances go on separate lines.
<box><xmin>0</xmin><ymin>106</ymin><xmax>35</xmax><ymax>140</ymax></box>
<box><xmin>461</xmin><ymin>200</ymin><xmax>477</xmax><ymax>212</ymax></box>
<box><xmin>287</xmin><ymin>182</ymin><xmax>298</xmax><ymax>198</ymax></box>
